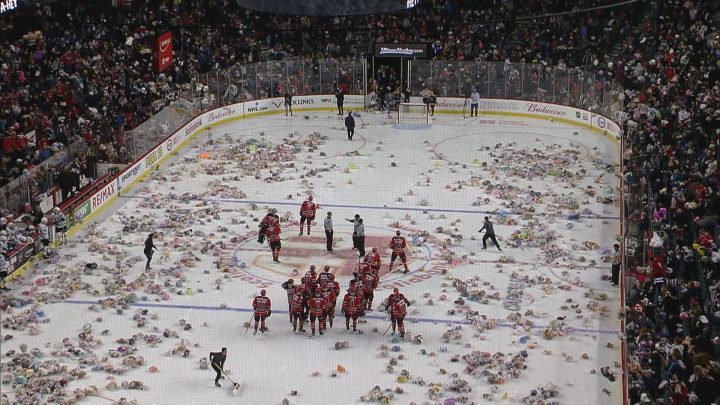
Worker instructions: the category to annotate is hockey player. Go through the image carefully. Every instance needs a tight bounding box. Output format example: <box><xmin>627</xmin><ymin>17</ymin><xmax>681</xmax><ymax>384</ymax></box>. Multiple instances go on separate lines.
<box><xmin>329</xmin><ymin>273</ymin><xmax>341</xmax><ymax>297</ymax></box>
<box><xmin>251</xmin><ymin>289</ymin><xmax>272</xmax><ymax>335</ymax></box>
<box><xmin>299</xmin><ymin>195</ymin><xmax>318</xmax><ymax>235</ymax></box>
<box><xmin>53</xmin><ymin>207</ymin><xmax>67</xmax><ymax>245</ymax></box>
<box><xmin>307</xmin><ymin>290</ymin><xmax>327</xmax><ymax>337</ymax></box>
<box><xmin>259</xmin><ymin>208</ymin><xmax>278</xmax><ymax>245</ymax></box>
<box><xmin>305</xmin><ymin>265</ymin><xmax>318</xmax><ymax>282</ymax></box>
<box><xmin>386</xmin><ymin>287</ymin><xmax>410</xmax><ymax>308</ymax></box>
<box><xmin>360</xmin><ymin>272</ymin><xmax>379</xmax><ymax>311</ymax></box>
<box><xmin>289</xmin><ymin>284</ymin><xmax>307</xmax><ymax>332</ymax></box>
<box><xmin>357</xmin><ymin>261</ymin><xmax>371</xmax><ymax>279</ymax></box>
<box><xmin>341</xmin><ymin>288</ymin><xmax>362</xmax><ymax>332</ymax></box>
<box><xmin>320</xmin><ymin>281</ymin><xmax>337</xmax><ymax>328</ymax></box>
<box><xmin>262</xmin><ymin>210</ymin><xmax>282</xmax><ymax>263</ymax></box>
<box><xmin>38</xmin><ymin>218</ymin><xmax>52</xmax><ymax>257</ymax></box>
<box><xmin>281</xmin><ymin>278</ymin><xmax>295</xmax><ymax>322</ymax></box>
<box><xmin>318</xmin><ymin>265</ymin><xmax>332</xmax><ymax>284</ymax></box>
<box><xmin>388</xmin><ymin>230</ymin><xmax>410</xmax><ymax>274</ymax></box>
<box><xmin>389</xmin><ymin>292</ymin><xmax>409</xmax><ymax>337</ymax></box>
<box><xmin>364</xmin><ymin>247</ymin><xmax>381</xmax><ymax>273</ymax></box>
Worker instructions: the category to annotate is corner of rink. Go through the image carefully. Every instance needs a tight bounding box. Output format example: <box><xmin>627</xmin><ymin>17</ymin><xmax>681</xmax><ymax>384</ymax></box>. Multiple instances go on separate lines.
<box><xmin>0</xmin><ymin>109</ymin><xmax>623</xmax><ymax>405</ymax></box>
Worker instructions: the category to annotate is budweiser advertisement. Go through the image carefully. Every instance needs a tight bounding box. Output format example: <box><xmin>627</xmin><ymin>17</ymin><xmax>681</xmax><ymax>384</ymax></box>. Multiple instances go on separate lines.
<box><xmin>155</xmin><ymin>31</ymin><xmax>173</xmax><ymax>73</ymax></box>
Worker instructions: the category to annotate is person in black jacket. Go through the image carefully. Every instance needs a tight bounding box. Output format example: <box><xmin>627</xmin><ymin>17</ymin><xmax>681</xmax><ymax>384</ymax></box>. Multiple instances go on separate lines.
<box><xmin>284</xmin><ymin>92</ymin><xmax>293</xmax><ymax>116</ymax></box>
<box><xmin>209</xmin><ymin>347</ymin><xmax>227</xmax><ymax>387</ymax></box>
<box><xmin>336</xmin><ymin>88</ymin><xmax>344</xmax><ymax>115</ymax></box>
<box><xmin>144</xmin><ymin>233</ymin><xmax>157</xmax><ymax>271</ymax></box>
<box><xmin>345</xmin><ymin>111</ymin><xmax>355</xmax><ymax>141</ymax></box>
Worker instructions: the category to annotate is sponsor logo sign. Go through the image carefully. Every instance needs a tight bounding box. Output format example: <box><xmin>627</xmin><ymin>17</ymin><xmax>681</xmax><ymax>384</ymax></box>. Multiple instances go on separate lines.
<box><xmin>207</xmin><ymin>106</ymin><xmax>237</xmax><ymax>123</ymax></box>
<box><xmin>73</xmin><ymin>200</ymin><xmax>92</xmax><ymax>225</ymax></box>
<box><xmin>375</xmin><ymin>43</ymin><xmax>427</xmax><ymax>58</ymax></box>
<box><xmin>91</xmin><ymin>182</ymin><xmax>117</xmax><ymax>211</ymax></box>
<box><xmin>143</xmin><ymin>146</ymin><xmax>164</xmax><ymax>168</ymax></box>
<box><xmin>155</xmin><ymin>31</ymin><xmax>173</xmax><ymax>72</ymax></box>
<box><xmin>526</xmin><ymin>103</ymin><xmax>566</xmax><ymax>117</ymax></box>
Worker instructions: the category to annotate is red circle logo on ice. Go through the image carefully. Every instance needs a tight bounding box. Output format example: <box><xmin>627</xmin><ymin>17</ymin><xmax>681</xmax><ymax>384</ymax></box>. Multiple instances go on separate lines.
<box><xmin>218</xmin><ymin>225</ymin><xmax>435</xmax><ymax>285</ymax></box>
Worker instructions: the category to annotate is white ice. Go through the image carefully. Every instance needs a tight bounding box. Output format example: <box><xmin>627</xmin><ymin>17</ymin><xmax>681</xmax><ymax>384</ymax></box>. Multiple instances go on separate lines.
<box><xmin>0</xmin><ymin>110</ymin><xmax>622</xmax><ymax>405</ymax></box>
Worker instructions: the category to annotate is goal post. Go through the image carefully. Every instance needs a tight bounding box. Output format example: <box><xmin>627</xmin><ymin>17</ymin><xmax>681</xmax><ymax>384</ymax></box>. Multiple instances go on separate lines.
<box><xmin>397</xmin><ymin>102</ymin><xmax>429</xmax><ymax>125</ymax></box>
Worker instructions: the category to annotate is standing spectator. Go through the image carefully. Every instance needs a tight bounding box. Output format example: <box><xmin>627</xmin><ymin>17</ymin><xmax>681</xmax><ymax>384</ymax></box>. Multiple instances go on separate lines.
<box><xmin>402</xmin><ymin>88</ymin><xmax>411</xmax><ymax>103</ymax></box>
<box><xmin>345</xmin><ymin>111</ymin><xmax>355</xmax><ymax>141</ymax></box>
<box><xmin>284</xmin><ymin>92</ymin><xmax>293</xmax><ymax>116</ymax></box>
<box><xmin>324</xmin><ymin>212</ymin><xmax>334</xmax><ymax>253</ymax></box>
<box><xmin>144</xmin><ymin>233</ymin><xmax>157</xmax><ymax>271</ymax></box>
<box><xmin>611</xmin><ymin>243</ymin><xmax>621</xmax><ymax>286</ymax></box>
<box><xmin>478</xmin><ymin>216</ymin><xmax>502</xmax><ymax>251</ymax></box>
<box><xmin>335</xmin><ymin>88</ymin><xmax>344</xmax><ymax>115</ymax></box>
<box><xmin>470</xmin><ymin>89</ymin><xmax>480</xmax><ymax>117</ymax></box>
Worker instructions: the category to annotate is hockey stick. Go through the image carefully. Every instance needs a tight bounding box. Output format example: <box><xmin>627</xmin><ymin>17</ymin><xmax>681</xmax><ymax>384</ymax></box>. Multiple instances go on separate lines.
<box><xmin>244</xmin><ymin>313</ymin><xmax>255</xmax><ymax>335</ymax></box>
<box><xmin>382</xmin><ymin>321</ymin><xmax>394</xmax><ymax>336</ymax></box>
<box><xmin>212</xmin><ymin>362</ymin><xmax>241</xmax><ymax>394</ymax></box>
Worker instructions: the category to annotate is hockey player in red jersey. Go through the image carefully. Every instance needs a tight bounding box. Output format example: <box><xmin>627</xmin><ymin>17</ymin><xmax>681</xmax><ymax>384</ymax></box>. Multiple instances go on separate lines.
<box><xmin>357</xmin><ymin>261</ymin><xmax>371</xmax><ymax>279</ymax></box>
<box><xmin>385</xmin><ymin>288</ymin><xmax>410</xmax><ymax>337</ymax></box>
<box><xmin>281</xmin><ymin>278</ymin><xmax>295</xmax><ymax>322</ymax></box>
<box><xmin>261</xmin><ymin>209</ymin><xmax>282</xmax><ymax>263</ymax></box>
<box><xmin>252</xmin><ymin>289</ymin><xmax>272</xmax><ymax>335</ymax></box>
<box><xmin>388</xmin><ymin>230</ymin><xmax>410</xmax><ymax>273</ymax></box>
<box><xmin>318</xmin><ymin>265</ymin><xmax>332</xmax><ymax>284</ymax></box>
<box><xmin>364</xmin><ymin>247</ymin><xmax>381</xmax><ymax>273</ymax></box>
<box><xmin>360</xmin><ymin>272</ymin><xmax>379</xmax><ymax>311</ymax></box>
<box><xmin>320</xmin><ymin>281</ymin><xmax>337</xmax><ymax>328</ymax></box>
<box><xmin>329</xmin><ymin>273</ymin><xmax>341</xmax><ymax>297</ymax></box>
<box><xmin>289</xmin><ymin>285</ymin><xmax>307</xmax><ymax>332</ymax></box>
<box><xmin>341</xmin><ymin>289</ymin><xmax>363</xmax><ymax>332</ymax></box>
<box><xmin>307</xmin><ymin>290</ymin><xmax>327</xmax><ymax>337</ymax></box>
<box><xmin>299</xmin><ymin>195</ymin><xmax>318</xmax><ymax>235</ymax></box>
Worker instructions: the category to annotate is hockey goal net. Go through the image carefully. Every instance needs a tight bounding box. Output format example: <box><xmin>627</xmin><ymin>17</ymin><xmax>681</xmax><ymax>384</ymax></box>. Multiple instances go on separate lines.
<box><xmin>397</xmin><ymin>103</ymin><xmax>429</xmax><ymax>125</ymax></box>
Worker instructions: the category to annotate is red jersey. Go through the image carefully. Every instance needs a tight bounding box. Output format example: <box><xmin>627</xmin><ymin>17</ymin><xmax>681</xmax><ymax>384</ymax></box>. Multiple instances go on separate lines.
<box><xmin>342</xmin><ymin>293</ymin><xmax>362</xmax><ymax>315</ymax></box>
<box><xmin>300</xmin><ymin>200</ymin><xmax>317</xmax><ymax>217</ymax></box>
<box><xmin>321</xmin><ymin>289</ymin><xmax>336</xmax><ymax>310</ymax></box>
<box><xmin>252</xmin><ymin>296</ymin><xmax>271</xmax><ymax>316</ymax></box>
<box><xmin>387</xmin><ymin>293</ymin><xmax>408</xmax><ymax>308</ymax></box>
<box><xmin>357</xmin><ymin>262</ymin><xmax>371</xmax><ymax>278</ymax></box>
<box><xmin>308</xmin><ymin>296</ymin><xmax>326</xmax><ymax>317</ymax></box>
<box><xmin>391</xmin><ymin>298</ymin><xmax>407</xmax><ymax>318</ymax></box>
<box><xmin>332</xmin><ymin>281</ymin><xmax>341</xmax><ymax>297</ymax></box>
<box><xmin>361</xmin><ymin>274</ymin><xmax>378</xmax><ymax>293</ymax></box>
<box><xmin>263</xmin><ymin>215</ymin><xmax>281</xmax><ymax>242</ymax></box>
<box><xmin>364</xmin><ymin>251</ymin><xmax>381</xmax><ymax>267</ymax></box>
<box><xmin>389</xmin><ymin>236</ymin><xmax>407</xmax><ymax>253</ymax></box>
<box><xmin>289</xmin><ymin>288</ymin><xmax>306</xmax><ymax>313</ymax></box>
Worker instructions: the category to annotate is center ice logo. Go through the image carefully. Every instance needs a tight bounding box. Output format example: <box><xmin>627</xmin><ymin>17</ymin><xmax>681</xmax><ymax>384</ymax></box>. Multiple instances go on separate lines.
<box><xmin>219</xmin><ymin>224</ymin><xmax>442</xmax><ymax>286</ymax></box>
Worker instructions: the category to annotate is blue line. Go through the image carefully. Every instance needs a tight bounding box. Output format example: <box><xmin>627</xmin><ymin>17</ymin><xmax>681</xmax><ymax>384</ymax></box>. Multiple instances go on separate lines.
<box><xmin>60</xmin><ymin>299</ymin><xmax>619</xmax><ymax>335</ymax></box>
<box><xmin>118</xmin><ymin>195</ymin><xmax>620</xmax><ymax>220</ymax></box>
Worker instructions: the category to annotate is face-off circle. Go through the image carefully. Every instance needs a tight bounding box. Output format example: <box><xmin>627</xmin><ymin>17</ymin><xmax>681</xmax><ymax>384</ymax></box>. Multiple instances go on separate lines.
<box><xmin>218</xmin><ymin>225</ymin><xmax>435</xmax><ymax>285</ymax></box>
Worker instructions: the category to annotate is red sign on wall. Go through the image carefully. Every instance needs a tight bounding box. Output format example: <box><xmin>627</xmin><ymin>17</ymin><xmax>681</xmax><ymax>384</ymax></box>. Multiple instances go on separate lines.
<box><xmin>155</xmin><ymin>31</ymin><xmax>173</xmax><ymax>73</ymax></box>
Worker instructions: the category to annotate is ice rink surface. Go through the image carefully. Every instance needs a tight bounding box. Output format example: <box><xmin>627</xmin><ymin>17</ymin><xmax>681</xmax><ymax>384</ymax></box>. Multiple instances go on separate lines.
<box><xmin>1</xmin><ymin>109</ymin><xmax>623</xmax><ymax>404</ymax></box>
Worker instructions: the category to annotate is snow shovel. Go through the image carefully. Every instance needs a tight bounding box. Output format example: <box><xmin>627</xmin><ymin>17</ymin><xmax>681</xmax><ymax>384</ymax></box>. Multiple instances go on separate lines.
<box><xmin>213</xmin><ymin>362</ymin><xmax>241</xmax><ymax>395</ymax></box>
